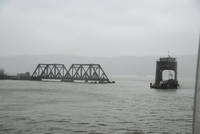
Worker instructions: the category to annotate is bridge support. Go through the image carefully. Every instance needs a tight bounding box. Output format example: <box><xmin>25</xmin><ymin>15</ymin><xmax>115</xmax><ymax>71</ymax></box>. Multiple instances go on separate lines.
<box><xmin>150</xmin><ymin>56</ymin><xmax>179</xmax><ymax>89</ymax></box>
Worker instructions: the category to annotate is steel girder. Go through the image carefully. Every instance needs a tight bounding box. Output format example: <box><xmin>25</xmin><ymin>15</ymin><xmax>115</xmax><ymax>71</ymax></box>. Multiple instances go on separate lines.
<box><xmin>31</xmin><ymin>64</ymin><xmax>68</xmax><ymax>80</ymax></box>
<box><xmin>31</xmin><ymin>64</ymin><xmax>111</xmax><ymax>83</ymax></box>
<box><xmin>64</xmin><ymin>64</ymin><xmax>110</xmax><ymax>82</ymax></box>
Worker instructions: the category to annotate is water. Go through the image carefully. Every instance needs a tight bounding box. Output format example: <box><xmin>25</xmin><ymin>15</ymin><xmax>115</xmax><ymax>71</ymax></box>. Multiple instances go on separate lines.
<box><xmin>0</xmin><ymin>76</ymin><xmax>195</xmax><ymax>134</ymax></box>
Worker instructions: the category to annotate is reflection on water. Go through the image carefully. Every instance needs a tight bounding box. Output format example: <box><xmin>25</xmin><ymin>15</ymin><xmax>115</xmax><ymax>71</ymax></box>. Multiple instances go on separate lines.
<box><xmin>0</xmin><ymin>77</ymin><xmax>194</xmax><ymax>134</ymax></box>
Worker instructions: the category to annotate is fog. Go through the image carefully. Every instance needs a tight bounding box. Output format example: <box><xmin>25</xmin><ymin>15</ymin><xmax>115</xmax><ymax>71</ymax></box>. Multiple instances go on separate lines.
<box><xmin>0</xmin><ymin>0</ymin><xmax>200</xmax><ymax>57</ymax></box>
<box><xmin>0</xmin><ymin>55</ymin><xmax>196</xmax><ymax>80</ymax></box>
<box><xmin>0</xmin><ymin>0</ymin><xmax>199</xmax><ymax>78</ymax></box>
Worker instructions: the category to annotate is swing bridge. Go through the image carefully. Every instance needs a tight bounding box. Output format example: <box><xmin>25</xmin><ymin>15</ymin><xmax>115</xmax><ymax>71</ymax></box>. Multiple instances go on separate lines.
<box><xmin>31</xmin><ymin>64</ymin><xmax>114</xmax><ymax>83</ymax></box>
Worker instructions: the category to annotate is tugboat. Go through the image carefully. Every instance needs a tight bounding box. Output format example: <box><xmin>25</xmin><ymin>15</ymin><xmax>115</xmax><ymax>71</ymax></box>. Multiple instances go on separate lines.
<box><xmin>150</xmin><ymin>56</ymin><xmax>179</xmax><ymax>89</ymax></box>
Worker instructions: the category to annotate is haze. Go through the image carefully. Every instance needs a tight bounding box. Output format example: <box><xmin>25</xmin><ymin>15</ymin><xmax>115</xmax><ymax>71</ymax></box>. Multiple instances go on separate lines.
<box><xmin>0</xmin><ymin>0</ymin><xmax>200</xmax><ymax>57</ymax></box>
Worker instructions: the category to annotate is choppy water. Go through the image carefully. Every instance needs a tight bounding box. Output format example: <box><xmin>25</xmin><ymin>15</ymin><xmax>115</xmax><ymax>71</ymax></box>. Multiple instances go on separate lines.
<box><xmin>0</xmin><ymin>76</ymin><xmax>195</xmax><ymax>134</ymax></box>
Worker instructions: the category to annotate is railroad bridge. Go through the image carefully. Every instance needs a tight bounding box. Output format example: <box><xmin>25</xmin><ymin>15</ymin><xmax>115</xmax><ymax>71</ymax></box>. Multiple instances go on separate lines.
<box><xmin>32</xmin><ymin>64</ymin><xmax>113</xmax><ymax>83</ymax></box>
<box><xmin>32</xmin><ymin>64</ymin><xmax>68</xmax><ymax>80</ymax></box>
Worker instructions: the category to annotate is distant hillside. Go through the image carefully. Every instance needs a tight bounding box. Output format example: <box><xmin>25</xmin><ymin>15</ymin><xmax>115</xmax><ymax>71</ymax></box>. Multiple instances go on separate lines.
<box><xmin>0</xmin><ymin>55</ymin><xmax>197</xmax><ymax>79</ymax></box>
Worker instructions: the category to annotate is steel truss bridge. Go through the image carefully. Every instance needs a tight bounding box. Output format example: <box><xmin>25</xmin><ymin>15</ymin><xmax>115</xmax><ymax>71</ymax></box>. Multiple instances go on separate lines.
<box><xmin>32</xmin><ymin>64</ymin><xmax>67</xmax><ymax>80</ymax></box>
<box><xmin>32</xmin><ymin>64</ymin><xmax>113</xmax><ymax>83</ymax></box>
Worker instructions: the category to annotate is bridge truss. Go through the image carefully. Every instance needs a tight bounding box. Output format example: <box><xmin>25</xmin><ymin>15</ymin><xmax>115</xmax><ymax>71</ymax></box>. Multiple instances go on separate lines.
<box><xmin>64</xmin><ymin>64</ymin><xmax>110</xmax><ymax>83</ymax></box>
<box><xmin>31</xmin><ymin>64</ymin><xmax>113</xmax><ymax>83</ymax></box>
<box><xmin>32</xmin><ymin>64</ymin><xmax>68</xmax><ymax>80</ymax></box>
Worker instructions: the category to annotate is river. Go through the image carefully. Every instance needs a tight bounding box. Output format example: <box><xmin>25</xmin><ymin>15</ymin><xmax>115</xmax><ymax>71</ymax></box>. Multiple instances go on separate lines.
<box><xmin>0</xmin><ymin>76</ymin><xmax>194</xmax><ymax>134</ymax></box>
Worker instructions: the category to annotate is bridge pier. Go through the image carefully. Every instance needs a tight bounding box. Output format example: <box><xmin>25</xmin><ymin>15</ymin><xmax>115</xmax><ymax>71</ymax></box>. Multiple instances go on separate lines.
<box><xmin>150</xmin><ymin>56</ymin><xmax>179</xmax><ymax>89</ymax></box>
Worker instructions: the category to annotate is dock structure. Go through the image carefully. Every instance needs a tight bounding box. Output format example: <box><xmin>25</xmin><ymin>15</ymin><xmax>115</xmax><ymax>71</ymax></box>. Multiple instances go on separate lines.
<box><xmin>31</xmin><ymin>63</ymin><xmax>114</xmax><ymax>83</ymax></box>
<box><xmin>150</xmin><ymin>56</ymin><xmax>179</xmax><ymax>89</ymax></box>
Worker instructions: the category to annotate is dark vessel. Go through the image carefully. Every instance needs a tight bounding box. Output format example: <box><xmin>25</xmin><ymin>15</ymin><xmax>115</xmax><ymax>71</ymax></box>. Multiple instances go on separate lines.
<box><xmin>150</xmin><ymin>56</ymin><xmax>179</xmax><ymax>89</ymax></box>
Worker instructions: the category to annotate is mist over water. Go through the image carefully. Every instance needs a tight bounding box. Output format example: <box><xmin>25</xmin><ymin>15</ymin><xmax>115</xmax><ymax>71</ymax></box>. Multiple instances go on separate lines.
<box><xmin>0</xmin><ymin>54</ymin><xmax>197</xmax><ymax>78</ymax></box>
<box><xmin>0</xmin><ymin>0</ymin><xmax>199</xmax><ymax>133</ymax></box>
<box><xmin>0</xmin><ymin>76</ymin><xmax>194</xmax><ymax>134</ymax></box>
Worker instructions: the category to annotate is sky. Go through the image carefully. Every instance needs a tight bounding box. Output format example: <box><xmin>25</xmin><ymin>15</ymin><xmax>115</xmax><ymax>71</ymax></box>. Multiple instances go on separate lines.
<box><xmin>0</xmin><ymin>0</ymin><xmax>199</xmax><ymax>57</ymax></box>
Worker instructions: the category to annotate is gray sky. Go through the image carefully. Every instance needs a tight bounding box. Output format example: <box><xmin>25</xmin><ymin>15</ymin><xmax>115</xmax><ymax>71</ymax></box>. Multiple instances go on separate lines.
<box><xmin>0</xmin><ymin>0</ymin><xmax>199</xmax><ymax>57</ymax></box>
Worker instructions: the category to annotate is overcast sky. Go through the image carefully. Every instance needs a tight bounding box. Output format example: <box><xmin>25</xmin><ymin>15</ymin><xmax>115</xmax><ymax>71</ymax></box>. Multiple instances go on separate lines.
<box><xmin>0</xmin><ymin>0</ymin><xmax>199</xmax><ymax>57</ymax></box>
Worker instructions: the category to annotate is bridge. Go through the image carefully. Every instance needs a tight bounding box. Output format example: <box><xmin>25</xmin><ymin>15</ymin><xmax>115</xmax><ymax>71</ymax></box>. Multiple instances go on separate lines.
<box><xmin>64</xmin><ymin>64</ymin><xmax>110</xmax><ymax>83</ymax></box>
<box><xmin>150</xmin><ymin>56</ymin><xmax>179</xmax><ymax>89</ymax></box>
<box><xmin>31</xmin><ymin>64</ymin><xmax>114</xmax><ymax>83</ymax></box>
<box><xmin>32</xmin><ymin>64</ymin><xmax>68</xmax><ymax>80</ymax></box>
